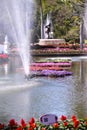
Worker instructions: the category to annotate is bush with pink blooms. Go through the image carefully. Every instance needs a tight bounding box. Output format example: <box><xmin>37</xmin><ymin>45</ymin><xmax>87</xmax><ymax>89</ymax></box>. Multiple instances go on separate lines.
<box><xmin>31</xmin><ymin>43</ymin><xmax>87</xmax><ymax>56</ymax></box>
<box><xmin>1</xmin><ymin>115</ymin><xmax>87</xmax><ymax>130</ymax></box>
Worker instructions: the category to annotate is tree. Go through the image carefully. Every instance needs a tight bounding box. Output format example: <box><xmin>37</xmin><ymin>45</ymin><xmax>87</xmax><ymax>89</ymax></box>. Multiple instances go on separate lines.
<box><xmin>36</xmin><ymin>0</ymin><xmax>85</xmax><ymax>43</ymax></box>
<box><xmin>47</xmin><ymin>0</ymin><xmax>85</xmax><ymax>45</ymax></box>
<box><xmin>67</xmin><ymin>0</ymin><xmax>85</xmax><ymax>49</ymax></box>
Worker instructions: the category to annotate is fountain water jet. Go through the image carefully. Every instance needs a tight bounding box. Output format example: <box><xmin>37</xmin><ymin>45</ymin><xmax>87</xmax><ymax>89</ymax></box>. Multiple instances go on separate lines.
<box><xmin>4</xmin><ymin>0</ymin><xmax>36</xmax><ymax>77</ymax></box>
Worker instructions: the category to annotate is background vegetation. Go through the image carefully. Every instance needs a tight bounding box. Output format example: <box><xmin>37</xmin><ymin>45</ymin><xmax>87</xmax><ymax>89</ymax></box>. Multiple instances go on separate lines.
<box><xmin>35</xmin><ymin>0</ymin><xmax>85</xmax><ymax>43</ymax></box>
<box><xmin>0</xmin><ymin>0</ymin><xmax>85</xmax><ymax>44</ymax></box>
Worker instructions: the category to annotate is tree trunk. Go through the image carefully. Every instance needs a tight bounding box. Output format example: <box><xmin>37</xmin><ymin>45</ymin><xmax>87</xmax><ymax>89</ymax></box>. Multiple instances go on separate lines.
<box><xmin>80</xmin><ymin>20</ymin><xmax>83</xmax><ymax>49</ymax></box>
<box><xmin>40</xmin><ymin>0</ymin><xmax>44</xmax><ymax>39</ymax></box>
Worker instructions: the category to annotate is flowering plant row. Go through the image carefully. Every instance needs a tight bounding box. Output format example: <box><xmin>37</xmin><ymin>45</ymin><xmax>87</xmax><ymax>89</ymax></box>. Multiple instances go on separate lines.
<box><xmin>33</xmin><ymin>58</ymin><xmax>71</xmax><ymax>63</ymax></box>
<box><xmin>31</xmin><ymin>70</ymin><xmax>72</xmax><ymax>77</ymax></box>
<box><xmin>31</xmin><ymin>48</ymin><xmax>87</xmax><ymax>55</ymax></box>
<box><xmin>31</xmin><ymin>62</ymin><xmax>71</xmax><ymax>67</ymax></box>
<box><xmin>30</xmin><ymin>62</ymin><xmax>71</xmax><ymax>71</ymax></box>
<box><xmin>30</xmin><ymin>66</ymin><xmax>71</xmax><ymax>71</ymax></box>
<box><xmin>1</xmin><ymin>115</ymin><xmax>87</xmax><ymax>130</ymax></box>
<box><xmin>40</xmin><ymin>70</ymin><xmax>72</xmax><ymax>77</ymax></box>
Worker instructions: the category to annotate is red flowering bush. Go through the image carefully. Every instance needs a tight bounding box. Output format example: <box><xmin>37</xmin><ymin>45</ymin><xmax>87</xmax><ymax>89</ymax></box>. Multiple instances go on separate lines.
<box><xmin>1</xmin><ymin>115</ymin><xmax>87</xmax><ymax>130</ymax></box>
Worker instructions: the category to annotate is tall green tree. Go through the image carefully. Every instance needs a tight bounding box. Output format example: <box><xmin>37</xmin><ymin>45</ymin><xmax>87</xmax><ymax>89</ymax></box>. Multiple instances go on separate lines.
<box><xmin>66</xmin><ymin>0</ymin><xmax>85</xmax><ymax>49</ymax></box>
<box><xmin>50</xmin><ymin>0</ymin><xmax>85</xmax><ymax>45</ymax></box>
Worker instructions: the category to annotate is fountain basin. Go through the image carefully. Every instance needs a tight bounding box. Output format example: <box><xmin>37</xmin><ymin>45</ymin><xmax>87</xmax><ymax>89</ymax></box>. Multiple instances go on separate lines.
<box><xmin>38</xmin><ymin>39</ymin><xmax>65</xmax><ymax>47</ymax></box>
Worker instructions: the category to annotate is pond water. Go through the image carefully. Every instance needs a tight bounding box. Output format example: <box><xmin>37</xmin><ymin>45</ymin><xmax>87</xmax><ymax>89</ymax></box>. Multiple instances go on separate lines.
<box><xmin>0</xmin><ymin>56</ymin><xmax>87</xmax><ymax>124</ymax></box>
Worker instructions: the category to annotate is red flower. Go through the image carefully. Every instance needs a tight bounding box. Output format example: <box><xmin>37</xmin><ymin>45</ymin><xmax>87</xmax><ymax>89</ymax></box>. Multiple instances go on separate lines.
<box><xmin>29</xmin><ymin>117</ymin><xmax>35</xmax><ymax>125</ymax></box>
<box><xmin>73</xmin><ymin>120</ymin><xmax>79</xmax><ymax>128</ymax></box>
<box><xmin>28</xmin><ymin>127</ymin><xmax>33</xmax><ymax>130</ymax></box>
<box><xmin>71</xmin><ymin>115</ymin><xmax>77</xmax><ymax>121</ymax></box>
<box><xmin>30</xmin><ymin>123</ymin><xmax>36</xmax><ymax>128</ymax></box>
<box><xmin>9</xmin><ymin>119</ymin><xmax>18</xmax><ymax>126</ymax></box>
<box><xmin>16</xmin><ymin>126</ymin><xmax>22</xmax><ymax>130</ymax></box>
<box><xmin>63</xmin><ymin>122</ymin><xmax>67</xmax><ymax>127</ymax></box>
<box><xmin>85</xmin><ymin>121</ymin><xmax>87</xmax><ymax>126</ymax></box>
<box><xmin>60</xmin><ymin>115</ymin><xmax>66</xmax><ymax>121</ymax></box>
<box><xmin>0</xmin><ymin>123</ymin><xmax>4</xmax><ymax>130</ymax></box>
<box><xmin>41</xmin><ymin>127</ymin><xmax>46</xmax><ymax>130</ymax></box>
<box><xmin>20</xmin><ymin>119</ymin><xmax>26</xmax><ymax>128</ymax></box>
<box><xmin>53</xmin><ymin>123</ymin><xmax>58</xmax><ymax>128</ymax></box>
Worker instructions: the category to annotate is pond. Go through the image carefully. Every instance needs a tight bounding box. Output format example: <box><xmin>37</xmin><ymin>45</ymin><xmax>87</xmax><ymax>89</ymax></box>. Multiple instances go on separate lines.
<box><xmin>0</xmin><ymin>56</ymin><xmax>87</xmax><ymax>124</ymax></box>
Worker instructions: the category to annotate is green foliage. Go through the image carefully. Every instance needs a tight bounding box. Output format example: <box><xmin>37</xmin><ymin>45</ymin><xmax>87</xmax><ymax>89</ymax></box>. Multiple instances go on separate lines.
<box><xmin>0</xmin><ymin>0</ymin><xmax>85</xmax><ymax>43</ymax></box>
<box><xmin>35</xmin><ymin>0</ymin><xmax>85</xmax><ymax>43</ymax></box>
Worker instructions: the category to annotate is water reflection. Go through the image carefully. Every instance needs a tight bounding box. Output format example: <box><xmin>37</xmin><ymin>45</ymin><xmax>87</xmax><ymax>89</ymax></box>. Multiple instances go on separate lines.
<box><xmin>0</xmin><ymin>57</ymin><xmax>87</xmax><ymax>123</ymax></box>
<box><xmin>70</xmin><ymin>59</ymin><xmax>87</xmax><ymax>118</ymax></box>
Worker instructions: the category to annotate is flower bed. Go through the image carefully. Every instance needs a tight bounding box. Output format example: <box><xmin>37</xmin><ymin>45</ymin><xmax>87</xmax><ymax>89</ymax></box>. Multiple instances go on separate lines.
<box><xmin>30</xmin><ymin>58</ymin><xmax>72</xmax><ymax>71</ymax></box>
<box><xmin>30</xmin><ymin>58</ymin><xmax>72</xmax><ymax>77</ymax></box>
<box><xmin>31</xmin><ymin>62</ymin><xmax>71</xmax><ymax>67</ymax></box>
<box><xmin>31</xmin><ymin>70</ymin><xmax>72</xmax><ymax>77</ymax></box>
<box><xmin>1</xmin><ymin>115</ymin><xmax>87</xmax><ymax>130</ymax></box>
<box><xmin>40</xmin><ymin>70</ymin><xmax>72</xmax><ymax>77</ymax></box>
<box><xmin>30</xmin><ymin>66</ymin><xmax>62</xmax><ymax>71</ymax></box>
<box><xmin>31</xmin><ymin>47</ymin><xmax>87</xmax><ymax>56</ymax></box>
<box><xmin>30</xmin><ymin>62</ymin><xmax>71</xmax><ymax>71</ymax></box>
<box><xmin>34</xmin><ymin>58</ymin><xmax>71</xmax><ymax>63</ymax></box>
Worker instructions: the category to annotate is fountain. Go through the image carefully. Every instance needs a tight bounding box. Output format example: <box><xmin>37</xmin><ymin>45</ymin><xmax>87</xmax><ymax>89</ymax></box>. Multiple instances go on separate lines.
<box><xmin>4</xmin><ymin>0</ymin><xmax>36</xmax><ymax>78</ymax></box>
<box><xmin>4</xmin><ymin>35</ymin><xmax>9</xmax><ymax>54</ymax></box>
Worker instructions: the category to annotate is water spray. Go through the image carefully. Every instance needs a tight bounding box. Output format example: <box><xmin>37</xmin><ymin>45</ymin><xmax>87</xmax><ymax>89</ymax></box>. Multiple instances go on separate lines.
<box><xmin>25</xmin><ymin>74</ymin><xmax>30</xmax><ymax>80</ymax></box>
<box><xmin>5</xmin><ymin>0</ymin><xmax>36</xmax><ymax>80</ymax></box>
